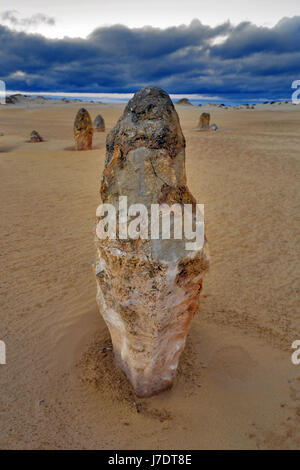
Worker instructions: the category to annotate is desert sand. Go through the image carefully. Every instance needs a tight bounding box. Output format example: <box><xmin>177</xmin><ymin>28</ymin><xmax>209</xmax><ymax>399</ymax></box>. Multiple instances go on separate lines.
<box><xmin>0</xmin><ymin>101</ymin><xmax>299</xmax><ymax>449</ymax></box>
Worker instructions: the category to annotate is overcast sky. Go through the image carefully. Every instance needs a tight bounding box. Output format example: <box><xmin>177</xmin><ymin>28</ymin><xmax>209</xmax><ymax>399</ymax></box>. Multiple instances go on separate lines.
<box><xmin>1</xmin><ymin>0</ymin><xmax>300</xmax><ymax>38</ymax></box>
<box><xmin>1</xmin><ymin>1</ymin><xmax>300</xmax><ymax>101</ymax></box>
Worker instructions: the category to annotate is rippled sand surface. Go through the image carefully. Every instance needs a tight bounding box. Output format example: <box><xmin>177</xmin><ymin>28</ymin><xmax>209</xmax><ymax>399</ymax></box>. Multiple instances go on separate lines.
<box><xmin>0</xmin><ymin>102</ymin><xmax>299</xmax><ymax>449</ymax></box>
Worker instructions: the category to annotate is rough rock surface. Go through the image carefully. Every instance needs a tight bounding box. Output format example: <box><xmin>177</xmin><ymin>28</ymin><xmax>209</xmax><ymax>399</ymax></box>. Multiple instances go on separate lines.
<box><xmin>94</xmin><ymin>86</ymin><xmax>209</xmax><ymax>397</ymax></box>
<box><xmin>197</xmin><ymin>112</ymin><xmax>210</xmax><ymax>130</ymax></box>
<box><xmin>94</xmin><ymin>114</ymin><xmax>105</xmax><ymax>132</ymax></box>
<box><xmin>30</xmin><ymin>130</ymin><xmax>43</xmax><ymax>142</ymax></box>
<box><xmin>74</xmin><ymin>108</ymin><xmax>93</xmax><ymax>150</ymax></box>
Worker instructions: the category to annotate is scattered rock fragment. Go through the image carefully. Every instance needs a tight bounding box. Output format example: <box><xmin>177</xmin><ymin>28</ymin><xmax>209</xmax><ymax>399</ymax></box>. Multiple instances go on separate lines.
<box><xmin>30</xmin><ymin>130</ymin><xmax>43</xmax><ymax>142</ymax></box>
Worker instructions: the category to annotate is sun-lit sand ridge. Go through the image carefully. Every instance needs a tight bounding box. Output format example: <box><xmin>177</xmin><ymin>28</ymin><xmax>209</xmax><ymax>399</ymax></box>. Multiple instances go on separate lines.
<box><xmin>0</xmin><ymin>99</ymin><xmax>299</xmax><ymax>449</ymax></box>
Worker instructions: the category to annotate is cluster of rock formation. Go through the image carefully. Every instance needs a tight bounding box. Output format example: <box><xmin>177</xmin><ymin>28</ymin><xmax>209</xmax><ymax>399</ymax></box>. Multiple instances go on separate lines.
<box><xmin>94</xmin><ymin>86</ymin><xmax>209</xmax><ymax>397</ymax></box>
<box><xmin>26</xmin><ymin>109</ymin><xmax>106</xmax><ymax>149</ymax></box>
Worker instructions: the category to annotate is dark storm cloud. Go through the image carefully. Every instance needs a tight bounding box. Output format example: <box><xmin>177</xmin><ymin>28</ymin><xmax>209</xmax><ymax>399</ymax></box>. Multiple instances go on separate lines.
<box><xmin>211</xmin><ymin>17</ymin><xmax>300</xmax><ymax>58</ymax></box>
<box><xmin>1</xmin><ymin>17</ymin><xmax>299</xmax><ymax>101</ymax></box>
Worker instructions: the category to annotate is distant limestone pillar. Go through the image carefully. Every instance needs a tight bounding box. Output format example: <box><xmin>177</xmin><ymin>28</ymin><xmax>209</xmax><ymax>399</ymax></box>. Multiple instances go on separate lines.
<box><xmin>94</xmin><ymin>87</ymin><xmax>209</xmax><ymax>397</ymax></box>
<box><xmin>94</xmin><ymin>114</ymin><xmax>105</xmax><ymax>132</ymax></box>
<box><xmin>74</xmin><ymin>108</ymin><xmax>93</xmax><ymax>150</ymax></box>
<box><xmin>197</xmin><ymin>112</ymin><xmax>210</xmax><ymax>130</ymax></box>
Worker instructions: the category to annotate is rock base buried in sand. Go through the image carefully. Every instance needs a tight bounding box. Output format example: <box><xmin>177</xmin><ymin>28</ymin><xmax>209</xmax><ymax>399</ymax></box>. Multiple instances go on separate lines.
<box><xmin>197</xmin><ymin>112</ymin><xmax>210</xmax><ymax>130</ymax></box>
<box><xmin>30</xmin><ymin>130</ymin><xmax>43</xmax><ymax>142</ymax></box>
<box><xmin>94</xmin><ymin>114</ymin><xmax>105</xmax><ymax>132</ymax></box>
<box><xmin>94</xmin><ymin>86</ymin><xmax>209</xmax><ymax>397</ymax></box>
<box><xmin>74</xmin><ymin>108</ymin><xmax>93</xmax><ymax>150</ymax></box>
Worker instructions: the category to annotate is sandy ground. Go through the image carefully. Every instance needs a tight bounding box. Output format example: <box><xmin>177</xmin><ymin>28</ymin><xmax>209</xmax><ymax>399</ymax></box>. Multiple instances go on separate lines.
<box><xmin>0</xmin><ymin>102</ymin><xmax>299</xmax><ymax>449</ymax></box>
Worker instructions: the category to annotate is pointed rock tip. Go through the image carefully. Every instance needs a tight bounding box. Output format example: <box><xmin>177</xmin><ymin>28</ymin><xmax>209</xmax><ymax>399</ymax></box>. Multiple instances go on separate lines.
<box><xmin>75</xmin><ymin>107</ymin><xmax>89</xmax><ymax>117</ymax></box>
<box><xmin>123</xmin><ymin>86</ymin><xmax>175</xmax><ymax>122</ymax></box>
<box><xmin>105</xmin><ymin>85</ymin><xmax>184</xmax><ymax>169</ymax></box>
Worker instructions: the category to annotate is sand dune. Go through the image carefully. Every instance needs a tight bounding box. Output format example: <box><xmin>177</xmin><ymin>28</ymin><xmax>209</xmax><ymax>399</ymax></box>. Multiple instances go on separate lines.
<box><xmin>0</xmin><ymin>103</ymin><xmax>299</xmax><ymax>449</ymax></box>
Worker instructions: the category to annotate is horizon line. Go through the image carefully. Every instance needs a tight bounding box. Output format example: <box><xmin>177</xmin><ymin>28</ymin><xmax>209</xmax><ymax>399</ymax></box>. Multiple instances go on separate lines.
<box><xmin>6</xmin><ymin>90</ymin><xmax>291</xmax><ymax>104</ymax></box>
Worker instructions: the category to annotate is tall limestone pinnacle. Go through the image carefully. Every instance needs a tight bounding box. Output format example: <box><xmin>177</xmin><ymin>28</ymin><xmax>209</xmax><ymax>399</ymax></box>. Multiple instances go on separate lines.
<box><xmin>94</xmin><ymin>114</ymin><xmax>105</xmax><ymax>132</ymax></box>
<box><xmin>197</xmin><ymin>112</ymin><xmax>210</xmax><ymax>130</ymax></box>
<box><xmin>74</xmin><ymin>108</ymin><xmax>93</xmax><ymax>150</ymax></box>
<box><xmin>94</xmin><ymin>86</ymin><xmax>209</xmax><ymax>397</ymax></box>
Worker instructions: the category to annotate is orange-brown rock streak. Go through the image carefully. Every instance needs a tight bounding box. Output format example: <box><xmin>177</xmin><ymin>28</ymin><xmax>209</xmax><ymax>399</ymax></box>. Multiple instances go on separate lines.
<box><xmin>94</xmin><ymin>87</ymin><xmax>209</xmax><ymax>397</ymax></box>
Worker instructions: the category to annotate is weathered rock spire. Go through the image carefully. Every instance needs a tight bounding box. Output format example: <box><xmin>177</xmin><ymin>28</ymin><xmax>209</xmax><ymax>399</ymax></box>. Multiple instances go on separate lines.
<box><xmin>95</xmin><ymin>86</ymin><xmax>209</xmax><ymax>397</ymax></box>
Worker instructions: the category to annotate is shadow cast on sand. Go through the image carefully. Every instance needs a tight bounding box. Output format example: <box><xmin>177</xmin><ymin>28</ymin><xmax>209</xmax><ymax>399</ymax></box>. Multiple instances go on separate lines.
<box><xmin>0</xmin><ymin>145</ymin><xmax>20</xmax><ymax>153</ymax></box>
<box><xmin>64</xmin><ymin>144</ymin><xmax>104</xmax><ymax>151</ymax></box>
